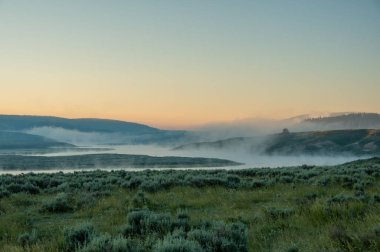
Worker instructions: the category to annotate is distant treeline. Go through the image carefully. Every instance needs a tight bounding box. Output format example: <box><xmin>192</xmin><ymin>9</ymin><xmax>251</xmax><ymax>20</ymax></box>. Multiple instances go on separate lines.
<box><xmin>305</xmin><ymin>113</ymin><xmax>380</xmax><ymax>127</ymax></box>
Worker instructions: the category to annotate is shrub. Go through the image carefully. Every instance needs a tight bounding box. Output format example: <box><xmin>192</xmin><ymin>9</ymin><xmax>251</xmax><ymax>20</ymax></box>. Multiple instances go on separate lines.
<box><xmin>122</xmin><ymin>209</ymin><xmax>172</xmax><ymax>238</ymax></box>
<box><xmin>22</xmin><ymin>182</ymin><xmax>40</xmax><ymax>194</ymax></box>
<box><xmin>122</xmin><ymin>177</ymin><xmax>142</xmax><ymax>189</ymax></box>
<box><xmin>64</xmin><ymin>223</ymin><xmax>95</xmax><ymax>251</ymax></box>
<box><xmin>6</xmin><ymin>183</ymin><xmax>23</xmax><ymax>193</ymax></box>
<box><xmin>187</xmin><ymin>229</ymin><xmax>213</xmax><ymax>251</ymax></box>
<box><xmin>188</xmin><ymin>221</ymin><xmax>248</xmax><ymax>252</ymax></box>
<box><xmin>327</xmin><ymin>194</ymin><xmax>356</xmax><ymax>204</ymax></box>
<box><xmin>76</xmin><ymin>194</ymin><xmax>97</xmax><ymax>209</ymax></box>
<box><xmin>41</xmin><ymin>193</ymin><xmax>73</xmax><ymax>213</ymax></box>
<box><xmin>280</xmin><ymin>176</ymin><xmax>294</xmax><ymax>183</ymax></box>
<box><xmin>111</xmin><ymin>236</ymin><xmax>143</xmax><ymax>252</ymax></box>
<box><xmin>78</xmin><ymin>234</ymin><xmax>142</xmax><ymax>252</ymax></box>
<box><xmin>0</xmin><ymin>188</ymin><xmax>10</xmax><ymax>198</ymax></box>
<box><xmin>139</xmin><ymin>180</ymin><xmax>158</xmax><ymax>192</ymax></box>
<box><xmin>172</xmin><ymin>212</ymin><xmax>191</xmax><ymax>232</ymax></box>
<box><xmin>372</xmin><ymin>195</ymin><xmax>380</xmax><ymax>203</ymax></box>
<box><xmin>353</xmin><ymin>182</ymin><xmax>365</xmax><ymax>191</ymax></box>
<box><xmin>79</xmin><ymin>233</ymin><xmax>112</xmax><ymax>252</ymax></box>
<box><xmin>226</xmin><ymin>175</ymin><xmax>240</xmax><ymax>188</ymax></box>
<box><xmin>327</xmin><ymin>193</ymin><xmax>369</xmax><ymax>205</ymax></box>
<box><xmin>249</xmin><ymin>179</ymin><xmax>267</xmax><ymax>188</ymax></box>
<box><xmin>154</xmin><ymin>235</ymin><xmax>203</xmax><ymax>252</ymax></box>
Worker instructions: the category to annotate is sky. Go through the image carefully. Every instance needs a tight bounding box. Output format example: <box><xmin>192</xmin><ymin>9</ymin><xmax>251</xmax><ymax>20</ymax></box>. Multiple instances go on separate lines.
<box><xmin>0</xmin><ymin>0</ymin><xmax>379</xmax><ymax>129</ymax></box>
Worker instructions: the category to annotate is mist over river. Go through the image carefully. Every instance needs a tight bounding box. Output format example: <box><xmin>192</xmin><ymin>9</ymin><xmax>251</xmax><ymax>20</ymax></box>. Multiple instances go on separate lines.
<box><xmin>0</xmin><ymin>145</ymin><xmax>366</xmax><ymax>175</ymax></box>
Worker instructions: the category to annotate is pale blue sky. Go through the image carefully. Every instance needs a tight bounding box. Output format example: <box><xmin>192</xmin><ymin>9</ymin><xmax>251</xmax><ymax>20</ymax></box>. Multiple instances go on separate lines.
<box><xmin>0</xmin><ymin>0</ymin><xmax>379</xmax><ymax>128</ymax></box>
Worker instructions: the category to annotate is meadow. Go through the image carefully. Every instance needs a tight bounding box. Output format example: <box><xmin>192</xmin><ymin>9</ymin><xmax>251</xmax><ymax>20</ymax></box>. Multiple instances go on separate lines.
<box><xmin>1</xmin><ymin>157</ymin><xmax>380</xmax><ymax>251</ymax></box>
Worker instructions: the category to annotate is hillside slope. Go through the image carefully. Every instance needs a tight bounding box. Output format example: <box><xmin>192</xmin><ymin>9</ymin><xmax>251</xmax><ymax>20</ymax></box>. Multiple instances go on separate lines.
<box><xmin>0</xmin><ymin>115</ymin><xmax>159</xmax><ymax>134</ymax></box>
<box><xmin>0</xmin><ymin>131</ymin><xmax>74</xmax><ymax>149</ymax></box>
<box><xmin>297</xmin><ymin>113</ymin><xmax>380</xmax><ymax>131</ymax></box>
<box><xmin>0</xmin><ymin>115</ymin><xmax>188</xmax><ymax>145</ymax></box>
<box><xmin>174</xmin><ymin>129</ymin><xmax>380</xmax><ymax>156</ymax></box>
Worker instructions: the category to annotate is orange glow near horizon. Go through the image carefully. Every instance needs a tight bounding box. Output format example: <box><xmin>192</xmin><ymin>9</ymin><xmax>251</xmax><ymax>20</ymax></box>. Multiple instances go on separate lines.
<box><xmin>0</xmin><ymin>1</ymin><xmax>379</xmax><ymax>129</ymax></box>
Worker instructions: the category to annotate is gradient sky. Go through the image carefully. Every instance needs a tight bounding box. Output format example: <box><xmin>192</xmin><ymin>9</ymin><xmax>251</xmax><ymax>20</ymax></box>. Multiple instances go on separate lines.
<box><xmin>0</xmin><ymin>0</ymin><xmax>379</xmax><ymax>129</ymax></box>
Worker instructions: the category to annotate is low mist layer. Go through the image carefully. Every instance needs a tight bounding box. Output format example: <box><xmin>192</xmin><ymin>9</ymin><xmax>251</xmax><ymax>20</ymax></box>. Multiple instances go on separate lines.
<box><xmin>1</xmin><ymin>113</ymin><xmax>379</xmax><ymax>170</ymax></box>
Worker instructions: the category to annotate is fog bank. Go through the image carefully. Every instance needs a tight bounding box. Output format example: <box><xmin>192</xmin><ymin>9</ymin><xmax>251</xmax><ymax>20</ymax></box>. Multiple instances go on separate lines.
<box><xmin>29</xmin><ymin>144</ymin><xmax>365</xmax><ymax>168</ymax></box>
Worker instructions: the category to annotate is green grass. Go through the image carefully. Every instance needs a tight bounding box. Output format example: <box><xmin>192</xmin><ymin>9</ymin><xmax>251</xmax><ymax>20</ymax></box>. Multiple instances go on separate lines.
<box><xmin>1</xmin><ymin>158</ymin><xmax>380</xmax><ymax>251</ymax></box>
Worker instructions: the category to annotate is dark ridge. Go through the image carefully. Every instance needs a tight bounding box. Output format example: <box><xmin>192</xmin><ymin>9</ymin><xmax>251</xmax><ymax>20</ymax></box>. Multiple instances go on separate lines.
<box><xmin>173</xmin><ymin>129</ymin><xmax>380</xmax><ymax>156</ymax></box>
<box><xmin>0</xmin><ymin>115</ymin><xmax>160</xmax><ymax>134</ymax></box>
<box><xmin>0</xmin><ymin>131</ymin><xmax>74</xmax><ymax>149</ymax></box>
<box><xmin>304</xmin><ymin>113</ymin><xmax>380</xmax><ymax>129</ymax></box>
<box><xmin>0</xmin><ymin>153</ymin><xmax>242</xmax><ymax>170</ymax></box>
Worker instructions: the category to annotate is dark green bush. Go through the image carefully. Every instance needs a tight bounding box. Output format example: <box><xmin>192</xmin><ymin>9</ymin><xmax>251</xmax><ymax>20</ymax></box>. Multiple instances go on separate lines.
<box><xmin>78</xmin><ymin>234</ymin><xmax>142</xmax><ymax>252</ymax></box>
<box><xmin>327</xmin><ymin>194</ymin><xmax>357</xmax><ymax>204</ymax></box>
<box><xmin>249</xmin><ymin>179</ymin><xmax>267</xmax><ymax>188</ymax></box>
<box><xmin>280</xmin><ymin>175</ymin><xmax>294</xmax><ymax>183</ymax></box>
<box><xmin>76</xmin><ymin>194</ymin><xmax>97</xmax><ymax>209</ymax></box>
<box><xmin>154</xmin><ymin>236</ymin><xmax>203</xmax><ymax>252</ymax></box>
<box><xmin>188</xmin><ymin>221</ymin><xmax>248</xmax><ymax>252</ymax></box>
<box><xmin>226</xmin><ymin>175</ymin><xmax>240</xmax><ymax>188</ymax></box>
<box><xmin>0</xmin><ymin>188</ymin><xmax>10</xmax><ymax>198</ymax></box>
<box><xmin>122</xmin><ymin>177</ymin><xmax>142</xmax><ymax>189</ymax></box>
<box><xmin>22</xmin><ymin>182</ymin><xmax>40</xmax><ymax>194</ymax></box>
<box><xmin>6</xmin><ymin>183</ymin><xmax>23</xmax><ymax>193</ymax></box>
<box><xmin>41</xmin><ymin>193</ymin><xmax>73</xmax><ymax>213</ymax></box>
<box><xmin>64</xmin><ymin>223</ymin><xmax>95</xmax><ymax>251</ymax></box>
<box><xmin>122</xmin><ymin>209</ymin><xmax>172</xmax><ymax>238</ymax></box>
<box><xmin>372</xmin><ymin>195</ymin><xmax>380</xmax><ymax>203</ymax></box>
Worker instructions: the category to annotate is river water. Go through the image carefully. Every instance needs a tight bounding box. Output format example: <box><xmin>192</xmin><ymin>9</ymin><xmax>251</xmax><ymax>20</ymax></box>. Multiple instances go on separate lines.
<box><xmin>0</xmin><ymin>145</ymin><xmax>366</xmax><ymax>175</ymax></box>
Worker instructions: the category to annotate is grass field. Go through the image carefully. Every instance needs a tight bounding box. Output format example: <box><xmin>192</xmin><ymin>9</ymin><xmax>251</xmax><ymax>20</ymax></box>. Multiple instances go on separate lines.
<box><xmin>1</xmin><ymin>158</ymin><xmax>380</xmax><ymax>251</ymax></box>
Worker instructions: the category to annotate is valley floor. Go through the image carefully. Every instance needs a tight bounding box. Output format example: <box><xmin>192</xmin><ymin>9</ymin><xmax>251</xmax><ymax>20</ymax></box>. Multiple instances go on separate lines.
<box><xmin>1</xmin><ymin>158</ymin><xmax>380</xmax><ymax>251</ymax></box>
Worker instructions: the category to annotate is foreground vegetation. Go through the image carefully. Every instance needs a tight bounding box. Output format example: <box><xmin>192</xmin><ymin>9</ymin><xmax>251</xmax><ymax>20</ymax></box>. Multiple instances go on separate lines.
<box><xmin>1</xmin><ymin>157</ymin><xmax>380</xmax><ymax>251</ymax></box>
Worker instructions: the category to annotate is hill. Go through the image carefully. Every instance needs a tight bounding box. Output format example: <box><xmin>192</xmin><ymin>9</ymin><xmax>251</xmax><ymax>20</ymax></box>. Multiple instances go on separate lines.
<box><xmin>174</xmin><ymin>129</ymin><xmax>380</xmax><ymax>156</ymax></box>
<box><xmin>0</xmin><ymin>131</ymin><xmax>74</xmax><ymax>150</ymax></box>
<box><xmin>0</xmin><ymin>115</ymin><xmax>158</xmax><ymax>133</ymax></box>
<box><xmin>0</xmin><ymin>115</ymin><xmax>188</xmax><ymax>145</ymax></box>
<box><xmin>193</xmin><ymin>112</ymin><xmax>380</xmax><ymax>141</ymax></box>
<box><xmin>297</xmin><ymin>113</ymin><xmax>380</xmax><ymax>131</ymax></box>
